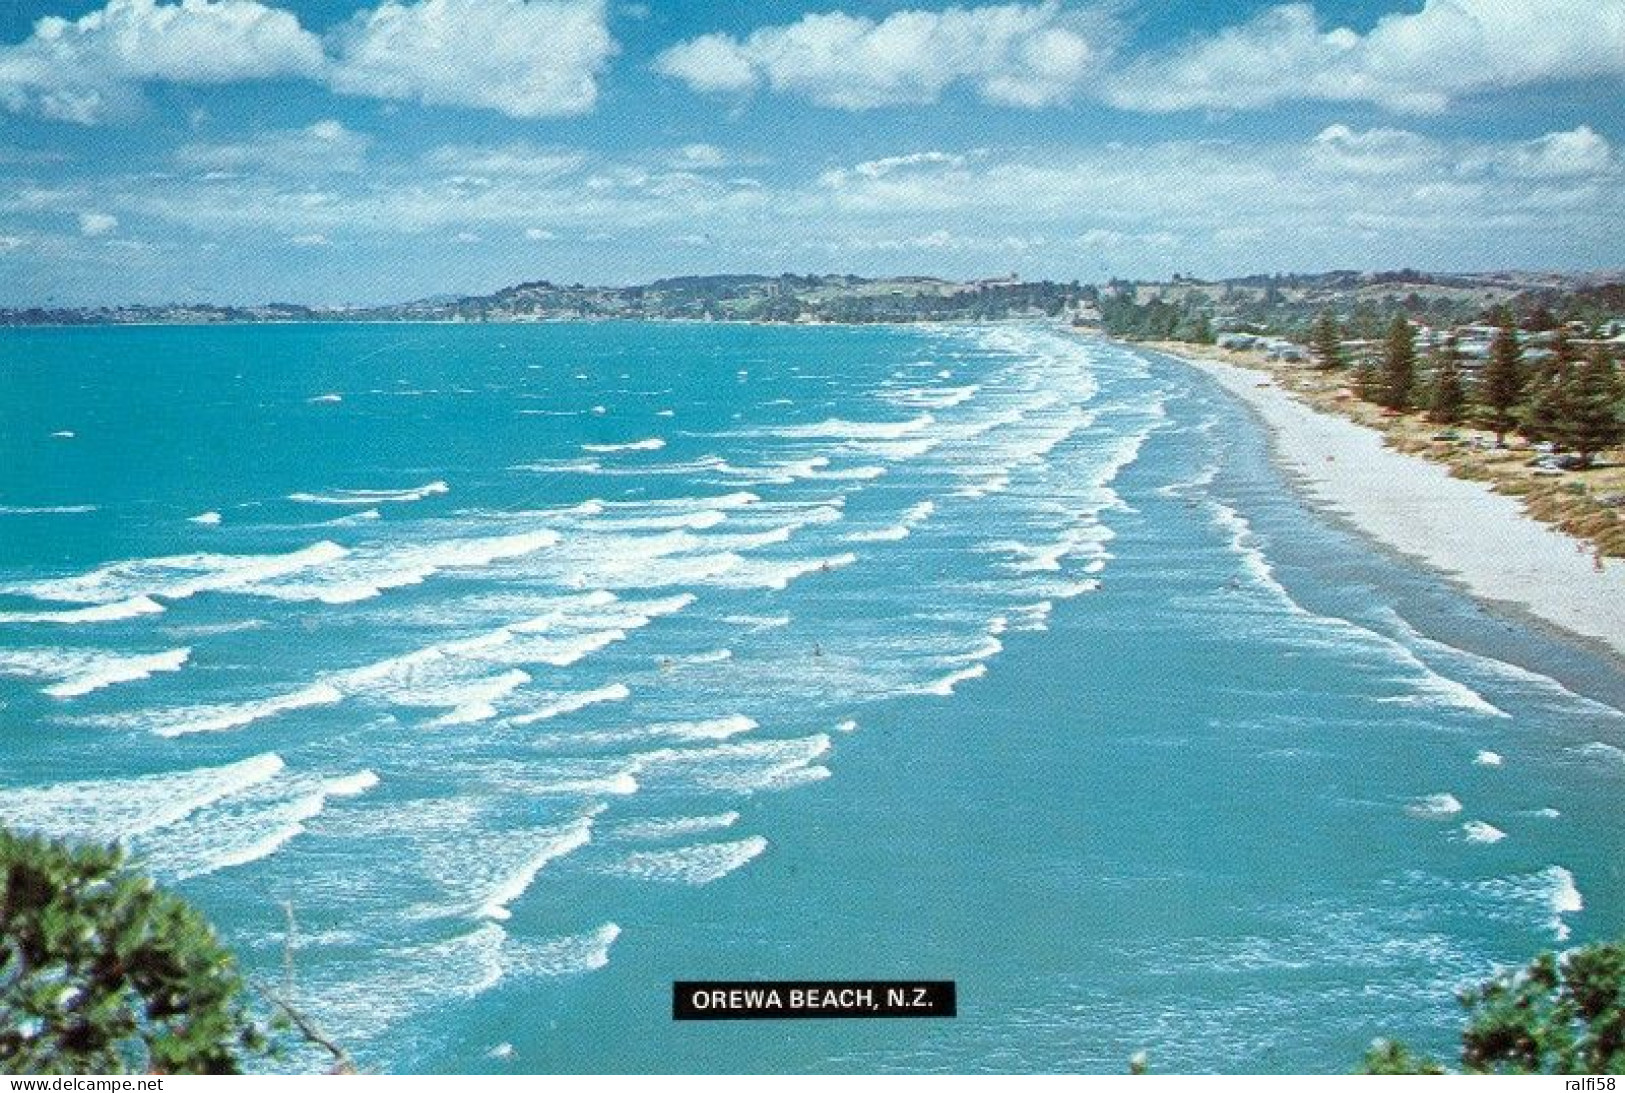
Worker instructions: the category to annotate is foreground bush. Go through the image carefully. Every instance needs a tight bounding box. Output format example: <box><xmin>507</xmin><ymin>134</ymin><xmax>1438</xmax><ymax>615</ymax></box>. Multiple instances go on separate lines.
<box><xmin>1</xmin><ymin>827</ymin><xmax>266</xmax><ymax>1074</ymax></box>
<box><xmin>1362</xmin><ymin>938</ymin><xmax>1625</xmax><ymax>1074</ymax></box>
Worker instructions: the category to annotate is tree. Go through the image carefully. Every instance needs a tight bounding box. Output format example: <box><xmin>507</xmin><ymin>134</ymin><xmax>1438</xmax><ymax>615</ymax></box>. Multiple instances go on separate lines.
<box><xmin>1379</xmin><ymin>315</ymin><xmax>1418</xmax><ymax>411</ymax></box>
<box><xmin>1521</xmin><ymin>328</ymin><xmax>1579</xmax><ymax>447</ymax></box>
<box><xmin>1353</xmin><ymin>351</ymin><xmax>1381</xmax><ymax>403</ymax></box>
<box><xmin>1</xmin><ymin>827</ymin><xmax>267</xmax><ymax>1074</ymax></box>
<box><xmin>1310</xmin><ymin>310</ymin><xmax>1346</xmax><ymax>370</ymax></box>
<box><xmin>1477</xmin><ymin>318</ymin><xmax>1525</xmax><ymax>445</ymax></box>
<box><xmin>1428</xmin><ymin>335</ymin><xmax>1467</xmax><ymax>425</ymax></box>
<box><xmin>1555</xmin><ymin>347</ymin><xmax>1625</xmax><ymax>468</ymax></box>
<box><xmin>1359</xmin><ymin>937</ymin><xmax>1625</xmax><ymax>1075</ymax></box>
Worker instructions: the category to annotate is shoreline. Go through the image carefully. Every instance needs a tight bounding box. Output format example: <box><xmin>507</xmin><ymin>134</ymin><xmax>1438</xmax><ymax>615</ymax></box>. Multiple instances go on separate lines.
<box><xmin>1139</xmin><ymin>340</ymin><xmax>1625</xmax><ymax>661</ymax></box>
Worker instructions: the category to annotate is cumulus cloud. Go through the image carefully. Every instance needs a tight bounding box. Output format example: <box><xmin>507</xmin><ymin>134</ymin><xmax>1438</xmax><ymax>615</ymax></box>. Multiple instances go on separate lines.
<box><xmin>0</xmin><ymin>0</ymin><xmax>615</xmax><ymax>123</ymax></box>
<box><xmin>0</xmin><ymin>0</ymin><xmax>324</xmax><ymax>122</ymax></box>
<box><xmin>327</xmin><ymin>0</ymin><xmax>615</xmax><ymax>118</ymax></box>
<box><xmin>653</xmin><ymin>1</ymin><xmax>1102</xmax><ymax>109</ymax></box>
<box><xmin>1108</xmin><ymin>0</ymin><xmax>1625</xmax><ymax>114</ymax></box>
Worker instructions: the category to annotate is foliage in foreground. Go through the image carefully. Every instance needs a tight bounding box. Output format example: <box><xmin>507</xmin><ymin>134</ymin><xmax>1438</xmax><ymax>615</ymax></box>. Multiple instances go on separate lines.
<box><xmin>1360</xmin><ymin>938</ymin><xmax>1625</xmax><ymax>1074</ymax></box>
<box><xmin>0</xmin><ymin>827</ymin><xmax>267</xmax><ymax>1074</ymax></box>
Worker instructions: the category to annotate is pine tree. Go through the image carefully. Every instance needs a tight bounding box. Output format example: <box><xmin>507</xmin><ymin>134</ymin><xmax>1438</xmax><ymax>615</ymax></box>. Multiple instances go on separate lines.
<box><xmin>1428</xmin><ymin>335</ymin><xmax>1467</xmax><ymax>425</ymax></box>
<box><xmin>1555</xmin><ymin>347</ymin><xmax>1625</xmax><ymax>468</ymax></box>
<box><xmin>1477</xmin><ymin>318</ymin><xmax>1525</xmax><ymax>445</ymax></box>
<box><xmin>1354</xmin><ymin>351</ymin><xmax>1380</xmax><ymax>402</ymax></box>
<box><xmin>1310</xmin><ymin>310</ymin><xmax>1345</xmax><ymax>370</ymax></box>
<box><xmin>1521</xmin><ymin>328</ymin><xmax>1578</xmax><ymax>447</ymax></box>
<box><xmin>1379</xmin><ymin>315</ymin><xmax>1417</xmax><ymax>412</ymax></box>
<box><xmin>1182</xmin><ymin>311</ymin><xmax>1214</xmax><ymax>345</ymax></box>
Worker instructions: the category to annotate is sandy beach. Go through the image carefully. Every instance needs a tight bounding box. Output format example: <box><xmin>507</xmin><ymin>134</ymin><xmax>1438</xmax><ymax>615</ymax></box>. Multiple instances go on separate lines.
<box><xmin>1161</xmin><ymin>347</ymin><xmax>1625</xmax><ymax>659</ymax></box>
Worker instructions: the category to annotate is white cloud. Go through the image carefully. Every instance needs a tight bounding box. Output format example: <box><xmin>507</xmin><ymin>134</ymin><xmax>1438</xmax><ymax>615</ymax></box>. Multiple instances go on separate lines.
<box><xmin>1307</xmin><ymin>124</ymin><xmax>1444</xmax><ymax>175</ymax></box>
<box><xmin>0</xmin><ymin>0</ymin><xmax>615</xmax><ymax>123</ymax></box>
<box><xmin>289</xmin><ymin>233</ymin><xmax>330</xmax><ymax>246</ymax></box>
<box><xmin>0</xmin><ymin>234</ymin><xmax>26</xmax><ymax>251</ymax></box>
<box><xmin>78</xmin><ymin>211</ymin><xmax>118</xmax><ymax>235</ymax></box>
<box><xmin>327</xmin><ymin>0</ymin><xmax>615</xmax><ymax>118</ymax></box>
<box><xmin>524</xmin><ymin>227</ymin><xmax>557</xmax><ymax>240</ymax></box>
<box><xmin>177</xmin><ymin>119</ymin><xmax>371</xmax><ymax>174</ymax></box>
<box><xmin>653</xmin><ymin>1</ymin><xmax>1102</xmax><ymax>109</ymax></box>
<box><xmin>1499</xmin><ymin>125</ymin><xmax>1615</xmax><ymax>178</ymax></box>
<box><xmin>1108</xmin><ymin>0</ymin><xmax>1625</xmax><ymax>114</ymax></box>
<box><xmin>0</xmin><ymin>0</ymin><xmax>324</xmax><ymax>122</ymax></box>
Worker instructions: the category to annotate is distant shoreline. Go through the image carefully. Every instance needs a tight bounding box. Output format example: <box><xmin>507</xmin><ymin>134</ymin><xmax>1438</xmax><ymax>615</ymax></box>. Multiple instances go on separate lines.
<box><xmin>1142</xmin><ymin>339</ymin><xmax>1625</xmax><ymax>661</ymax></box>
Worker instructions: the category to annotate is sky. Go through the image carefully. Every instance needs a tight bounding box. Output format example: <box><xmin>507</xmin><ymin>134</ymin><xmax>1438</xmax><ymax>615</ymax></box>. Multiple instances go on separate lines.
<box><xmin>0</xmin><ymin>0</ymin><xmax>1621</xmax><ymax>305</ymax></box>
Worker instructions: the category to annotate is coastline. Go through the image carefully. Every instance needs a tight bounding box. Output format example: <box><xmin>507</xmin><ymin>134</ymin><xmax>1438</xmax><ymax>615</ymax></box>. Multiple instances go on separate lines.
<box><xmin>1140</xmin><ymin>339</ymin><xmax>1625</xmax><ymax>660</ymax></box>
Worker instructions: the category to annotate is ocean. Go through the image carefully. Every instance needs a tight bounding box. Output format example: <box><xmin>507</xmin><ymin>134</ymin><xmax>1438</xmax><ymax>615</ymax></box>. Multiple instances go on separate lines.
<box><xmin>1</xmin><ymin>321</ymin><xmax>1621</xmax><ymax>1073</ymax></box>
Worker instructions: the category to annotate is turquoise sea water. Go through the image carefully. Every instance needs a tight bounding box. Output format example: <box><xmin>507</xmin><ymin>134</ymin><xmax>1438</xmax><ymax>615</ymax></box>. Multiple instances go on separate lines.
<box><xmin>1</xmin><ymin>322</ymin><xmax>1622</xmax><ymax>1073</ymax></box>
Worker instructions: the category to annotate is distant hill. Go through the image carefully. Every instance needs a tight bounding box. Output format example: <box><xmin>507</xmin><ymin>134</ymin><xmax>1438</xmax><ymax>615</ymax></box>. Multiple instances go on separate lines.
<box><xmin>2</xmin><ymin>269</ymin><xmax>1619</xmax><ymax>329</ymax></box>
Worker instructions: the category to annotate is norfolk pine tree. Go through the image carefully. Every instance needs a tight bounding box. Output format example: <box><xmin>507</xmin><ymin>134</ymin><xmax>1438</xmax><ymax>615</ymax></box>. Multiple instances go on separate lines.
<box><xmin>1310</xmin><ymin>310</ymin><xmax>1345</xmax><ymax>370</ymax></box>
<box><xmin>1478</xmin><ymin>318</ymin><xmax>1525</xmax><ymax>445</ymax></box>
<box><xmin>1521</xmin><ymin>328</ymin><xmax>1579</xmax><ymax>447</ymax></box>
<box><xmin>1428</xmin><ymin>334</ymin><xmax>1467</xmax><ymax>425</ymax></box>
<box><xmin>1379</xmin><ymin>315</ymin><xmax>1418</xmax><ymax>412</ymax></box>
<box><xmin>1556</xmin><ymin>347</ymin><xmax>1625</xmax><ymax>468</ymax></box>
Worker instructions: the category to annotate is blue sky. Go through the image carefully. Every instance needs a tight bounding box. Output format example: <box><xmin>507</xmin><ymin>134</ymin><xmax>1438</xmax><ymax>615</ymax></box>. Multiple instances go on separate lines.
<box><xmin>0</xmin><ymin>0</ymin><xmax>1621</xmax><ymax>305</ymax></box>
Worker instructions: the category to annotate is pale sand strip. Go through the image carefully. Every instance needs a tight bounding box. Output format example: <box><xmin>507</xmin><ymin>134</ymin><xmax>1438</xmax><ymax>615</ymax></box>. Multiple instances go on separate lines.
<box><xmin>1166</xmin><ymin>349</ymin><xmax>1625</xmax><ymax>658</ymax></box>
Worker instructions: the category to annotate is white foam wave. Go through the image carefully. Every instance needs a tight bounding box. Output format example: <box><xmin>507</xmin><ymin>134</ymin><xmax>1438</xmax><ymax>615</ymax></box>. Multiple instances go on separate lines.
<box><xmin>633</xmin><ymin>734</ymin><xmax>831</xmax><ymax>795</ymax></box>
<box><xmin>608</xmin><ymin>812</ymin><xmax>740</xmax><ymax>841</ymax></box>
<box><xmin>1210</xmin><ymin>502</ymin><xmax>1510</xmax><ymax>718</ymax></box>
<box><xmin>1475</xmin><ymin>750</ymin><xmax>1504</xmax><ymax>767</ymax></box>
<box><xmin>582</xmin><ymin>438</ymin><xmax>665</xmax><ymax>454</ymax></box>
<box><xmin>1008</xmin><ymin>600</ymin><xmax>1054</xmax><ymax>632</ymax></box>
<box><xmin>149</xmin><ymin>682</ymin><xmax>344</xmax><ymax>738</ymax></box>
<box><xmin>26</xmin><ymin>647</ymin><xmax>191</xmax><ymax>698</ymax></box>
<box><xmin>769</xmin><ymin>413</ymin><xmax>933</xmax><ymax>440</ymax></box>
<box><xmin>507</xmin><ymin>683</ymin><xmax>631</xmax><ymax>726</ymax></box>
<box><xmin>288</xmin><ymin>481</ymin><xmax>448</xmax><ymax>505</ymax></box>
<box><xmin>477</xmin><ymin>818</ymin><xmax>595</xmax><ymax>920</ymax></box>
<box><xmin>606</xmin><ymin>836</ymin><xmax>768</xmax><ymax>885</ymax></box>
<box><xmin>250</xmin><ymin>530</ymin><xmax>559</xmax><ymax>604</ymax></box>
<box><xmin>0</xmin><ymin>753</ymin><xmax>285</xmax><ymax>842</ymax></box>
<box><xmin>1462</xmin><ymin>821</ymin><xmax>1507</xmax><ymax>844</ymax></box>
<box><xmin>922</xmin><ymin>663</ymin><xmax>987</xmax><ymax>695</ymax></box>
<box><xmin>0</xmin><ymin>594</ymin><xmax>164</xmax><ymax>624</ymax></box>
<box><xmin>534</xmin><ymin>714</ymin><xmax>757</xmax><ymax>751</ymax></box>
<box><xmin>1548</xmin><ymin>866</ymin><xmax>1584</xmax><ymax>938</ymax></box>
<box><xmin>320</xmin><ymin>508</ymin><xmax>381</xmax><ymax>527</ymax></box>
<box><xmin>150</xmin><ymin>768</ymin><xmax>381</xmax><ymax>880</ymax></box>
<box><xmin>5</xmin><ymin>542</ymin><xmax>348</xmax><ymax>606</ymax></box>
<box><xmin>188</xmin><ymin>511</ymin><xmax>222</xmax><ymax>526</ymax></box>
<box><xmin>1407</xmin><ymin>793</ymin><xmax>1463</xmax><ymax>818</ymax></box>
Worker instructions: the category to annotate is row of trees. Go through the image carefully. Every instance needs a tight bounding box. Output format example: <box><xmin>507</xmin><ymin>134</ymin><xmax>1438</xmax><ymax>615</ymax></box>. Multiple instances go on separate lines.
<box><xmin>1312</xmin><ymin>311</ymin><xmax>1625</xmax><ymax>466</ymax></box>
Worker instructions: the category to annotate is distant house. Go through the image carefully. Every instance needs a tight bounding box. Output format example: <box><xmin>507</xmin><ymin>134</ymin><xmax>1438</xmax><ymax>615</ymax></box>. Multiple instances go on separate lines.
<box><xmin>1216</xmin><ymin>333</ymin><xmax>1258</xmax><ymax>350</ymax></box>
